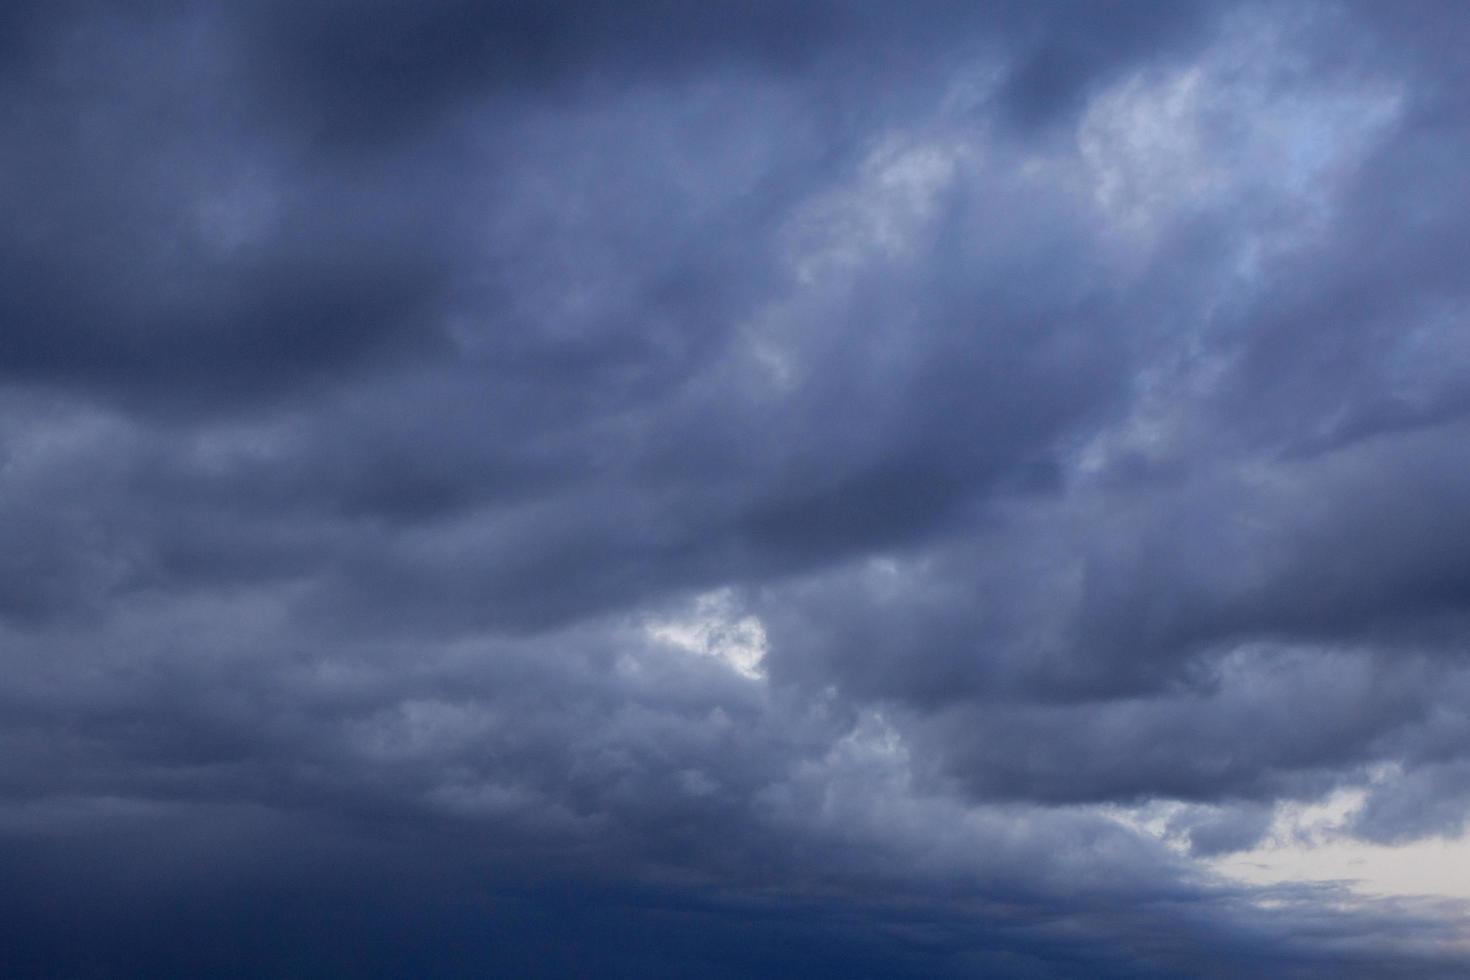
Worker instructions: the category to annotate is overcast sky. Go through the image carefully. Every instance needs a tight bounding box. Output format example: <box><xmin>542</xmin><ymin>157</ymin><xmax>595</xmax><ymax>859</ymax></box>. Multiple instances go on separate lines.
<box><xmin>5</xmin><ymin>2</ymin><xmax>1470</xmax><ymax>977</ymax></box>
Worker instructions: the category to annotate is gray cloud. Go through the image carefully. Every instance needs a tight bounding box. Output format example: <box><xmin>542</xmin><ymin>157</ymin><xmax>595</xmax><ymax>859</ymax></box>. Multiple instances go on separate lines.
<box><xmin>5</xmin><ymin>1</ymin><xmax>1470</xmax><ymax>976</ymax></box>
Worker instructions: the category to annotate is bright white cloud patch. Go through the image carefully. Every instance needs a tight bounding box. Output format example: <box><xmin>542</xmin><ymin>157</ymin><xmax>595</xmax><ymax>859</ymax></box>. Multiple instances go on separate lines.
<box><xmin>645</xmin><ymin>588</ymin><xmax>769</xmax><ymax>679</ymax></box>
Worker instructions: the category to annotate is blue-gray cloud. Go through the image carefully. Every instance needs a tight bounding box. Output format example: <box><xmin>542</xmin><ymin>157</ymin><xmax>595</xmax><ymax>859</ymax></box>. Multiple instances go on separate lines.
<box><xmin>4</xmin><ymin>2</ymin><xmax>1470</xmax><ymax>976</ymax></box>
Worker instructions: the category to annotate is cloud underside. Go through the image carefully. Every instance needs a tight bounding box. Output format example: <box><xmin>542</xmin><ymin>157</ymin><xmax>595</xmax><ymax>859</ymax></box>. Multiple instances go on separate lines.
<box><xmin>5</xmin><ymin>1</ymin><xmax>1470</xmax><ymax>976</ymax></box>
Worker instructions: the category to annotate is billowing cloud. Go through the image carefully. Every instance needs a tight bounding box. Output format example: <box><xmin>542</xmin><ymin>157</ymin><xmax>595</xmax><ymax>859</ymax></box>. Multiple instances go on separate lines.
<box><xmin>5</xmin><ymin>2</ymin><xmax>1470</xmax><ymax>976</ymax></box>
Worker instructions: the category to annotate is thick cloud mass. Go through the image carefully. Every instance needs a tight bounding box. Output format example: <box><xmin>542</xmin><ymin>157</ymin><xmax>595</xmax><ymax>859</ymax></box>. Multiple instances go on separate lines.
<box><xmin>5</xmin><ymin>2</ymin><xmax>1470</xmax><ymax>977</ymax></box>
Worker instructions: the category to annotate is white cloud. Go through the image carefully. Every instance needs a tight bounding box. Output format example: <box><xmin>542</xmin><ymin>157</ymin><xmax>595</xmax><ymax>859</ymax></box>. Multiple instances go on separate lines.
<box><xmin>645</xmin><ymin>588</ymin><xmax>769</xmax><ymax>680</ymax></box>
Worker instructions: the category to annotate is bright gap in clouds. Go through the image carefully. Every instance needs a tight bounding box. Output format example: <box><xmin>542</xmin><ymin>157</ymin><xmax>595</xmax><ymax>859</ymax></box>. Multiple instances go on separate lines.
<box><xmin>1210</xmin><ymin>792</ymin><xmax>1470</xmax><ymax>906</ymax></box>
<box><xmin>645</xmin><ymin>588</ymin><xmax>769</xmax><ymax>680</ymax></box>
<box><xmin>1112</xmin><ymin>783</ymin><xmax>1470</xmax><ymax>909</ymax></box>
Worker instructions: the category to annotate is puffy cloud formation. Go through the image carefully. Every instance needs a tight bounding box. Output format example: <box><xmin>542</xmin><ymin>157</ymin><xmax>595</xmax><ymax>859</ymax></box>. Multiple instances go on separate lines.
<box><xmin>5</xmin><ymin>2</ymin><xmax>1470</xmax><ymax>976</ymax></box>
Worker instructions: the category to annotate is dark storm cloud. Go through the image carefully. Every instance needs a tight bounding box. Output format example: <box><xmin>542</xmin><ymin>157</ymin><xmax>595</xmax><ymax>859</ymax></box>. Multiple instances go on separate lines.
<box><xmin>246</xmin><ymin>0</ymin><xmax>1213</xmax><ymax>144</ymax></box>
<box><xmin>0</xmin><ymin>9</ymin><xmax>454</xmax><ymax>411</ymax></box>
<box><xmin>0</xmin><ymin>0</ymin><xmax>1212</xmax><ymax>414</ymax></box>
<box><xmin>6</xmin><ymin>1</ymin><xmax>1470</xmax><ymax>976</ymax></box>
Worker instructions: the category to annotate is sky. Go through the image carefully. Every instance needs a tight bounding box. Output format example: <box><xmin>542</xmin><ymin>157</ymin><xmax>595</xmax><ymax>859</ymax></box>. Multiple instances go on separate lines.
<box><xmin>4</xmin><ymin>2</ymin><xmax>1470</xmax><ymax>977</ymax></box>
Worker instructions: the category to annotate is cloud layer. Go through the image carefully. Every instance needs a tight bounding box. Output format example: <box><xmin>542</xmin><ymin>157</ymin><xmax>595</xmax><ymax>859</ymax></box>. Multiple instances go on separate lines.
<box><xmin>5</xmin><ymin>2</ymin><xmax>1470</xmax><ymax>976</ymax></box>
